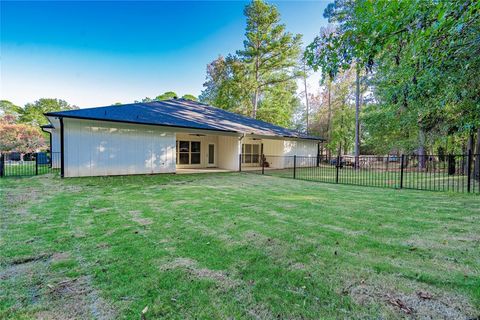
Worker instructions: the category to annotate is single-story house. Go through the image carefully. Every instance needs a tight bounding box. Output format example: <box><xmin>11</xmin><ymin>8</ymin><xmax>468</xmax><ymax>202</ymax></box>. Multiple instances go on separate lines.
<box><xmin>42</xmin><ymin>98</ymin><xmax>324</xmax><ymax>177</ymax></box>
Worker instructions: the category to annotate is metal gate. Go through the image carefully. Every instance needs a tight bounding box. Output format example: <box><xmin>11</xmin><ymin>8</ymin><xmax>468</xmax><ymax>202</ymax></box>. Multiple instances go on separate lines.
<box><xmin>0</xmin><ymin>152</ymin><xmax>61</xmax><ymax>177</ymax></box>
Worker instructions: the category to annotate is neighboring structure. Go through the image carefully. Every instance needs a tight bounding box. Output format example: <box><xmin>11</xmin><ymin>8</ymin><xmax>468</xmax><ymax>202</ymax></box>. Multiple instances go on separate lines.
<box><xmin>43</xmin><ymin>99</ymin><xmax>324</xmax><ymax>177</ymax></box>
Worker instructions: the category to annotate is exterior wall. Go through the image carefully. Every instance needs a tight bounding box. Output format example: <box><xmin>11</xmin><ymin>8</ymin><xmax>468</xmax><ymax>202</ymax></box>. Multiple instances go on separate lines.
<box><xmin>261</xmin><ymin>138</ymin><xmax>285</xmax><ymax>168</ymax></box>
<box><xmin>283</xmin><ymin>140</ymin><xmax>318</xmax><ymax>156</ymax></box>
<box><xmin>218</xmin><ymin>135</ymin><xmax>241</xmax><ymax>171</ymax></box>
<box><xmin>261</xmin><ymin>138</ymin><xmax>319</xmax><ymax>169</ymax></box>
<box><xmin>51</xmin><ymin>129</ymin><xmax>61</xmax><ymax>168</ymax></box>
<box><xmin>175</xmin><ymin>133</ymin><xmax>219</xmax><ymax>169</ymax></box>
<box><xmin>284</xmin><ymin>140</ymin><xmax>318</xmax><ymax>168</ymax></box>
<box><xmin>63</xmin><ymin>119</ymin><xmax>176</xmax><ymax>177</ymax></box>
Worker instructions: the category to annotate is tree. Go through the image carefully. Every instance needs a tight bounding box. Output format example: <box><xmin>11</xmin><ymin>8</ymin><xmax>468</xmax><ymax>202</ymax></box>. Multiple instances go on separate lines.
<box><xmin>307</xmin><ymin>0</ymin><xmax>480</xmax><ymax>163</ymax></box>
<box><xmin>238</xmin><ymin>0</ymin><xmax>303</xmax><ymax>119</ymax></box>
<box><xmin>200</xmin><ymin>0</ymin><xmax>303</xmax><ymax>127</ymax></box>
<box><xmin>181</xmin><ymin>94</ymin><xmax>198</xmax><ymax>101</ymax></box>
<box><xmin>155</xmin><ymin>91</ymin><xmax>178</xmax><ymax>101</ymax></box>
<box><xmin>0</xmin><ymin>100</ymin><xmax>22</xmax><ymax>118</ymax></box>
<box><xmin>200</xmin><ymin>55</ymin><xmax>252</xmax><ymax>115</ymax></box>
<box><xmin>0</xmin><ymin>115</ymin><xmax>46</xmax><ymax>153</ymax></box>
<box><xmin>20</xmin><ymin>98</ymin><xmax>77</xmax><ymax>126</ymax></box>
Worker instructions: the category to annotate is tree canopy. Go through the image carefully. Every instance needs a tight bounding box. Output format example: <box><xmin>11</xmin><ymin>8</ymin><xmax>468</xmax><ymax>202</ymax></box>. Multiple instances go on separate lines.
<box><xmin>20</xmin><ymin>98</ymin><xmax>78</xmax><ymax>127</ymax></box>
<box><xmin>200</xmin><ymin>0</ymin><xmax>303</xmax><ymax>127</ymax></box>
<box><xmin>0</xmin><ymin>115</ymin><xmax>46</xmax><ymax>153</ymax></box>
<box><xmin>305</xmin><ymin>0</ymin><xmax>480</xmax><ymax>155</ymax></box>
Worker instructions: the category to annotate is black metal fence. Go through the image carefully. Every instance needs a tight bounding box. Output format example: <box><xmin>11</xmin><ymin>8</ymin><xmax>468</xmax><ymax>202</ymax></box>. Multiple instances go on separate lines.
<box><xmin>0</xmin><ymin>152</ymin><xmax>61</xmax><ymax>177</ymax></box>
<box><xmin>241</xmin><ymin>153</ymin><xmax>480</xmax><ymax>194</ymax></box>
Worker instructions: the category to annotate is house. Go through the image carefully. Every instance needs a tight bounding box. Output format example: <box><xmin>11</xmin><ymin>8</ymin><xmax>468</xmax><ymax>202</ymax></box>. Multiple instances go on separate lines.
<box><xmin>42</xmin><ymin>99</ymin><xmax>324</xmax><ymax>177</ymax></box>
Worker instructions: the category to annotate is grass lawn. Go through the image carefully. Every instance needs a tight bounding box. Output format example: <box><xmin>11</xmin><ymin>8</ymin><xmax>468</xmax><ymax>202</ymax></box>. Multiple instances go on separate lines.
<box><xmin>1</xmin><ymin>172</ymin><xmax>479</xmax><ymax>319</ymax></box>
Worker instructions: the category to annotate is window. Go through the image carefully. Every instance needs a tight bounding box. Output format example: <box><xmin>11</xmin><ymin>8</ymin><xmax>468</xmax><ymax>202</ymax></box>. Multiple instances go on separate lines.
<box><xmin>242</xmin><ymin>143</ymin><xmax>260</xmax><ymax>164</ymax></box>
<box><xmin>176</xmin><ymin>141</ymin><xmax>201</xmax><ymax>165</ymax></box>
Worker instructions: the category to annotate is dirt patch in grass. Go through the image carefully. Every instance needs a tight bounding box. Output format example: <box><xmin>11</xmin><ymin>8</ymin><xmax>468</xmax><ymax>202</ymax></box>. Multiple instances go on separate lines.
<box><xmin>128</xmin><ymin>210</ymin><xmax>153</xmax><ymax>226</ymax></box>
<box><xmin>243</xmin><ymin>231</ymin><xmax>288</xmax><ymax>262</ymax></box>
<box><xmin>344</xmin><ymin>279</ymin><xmax>476</xmax><ymax>319</ymax></box>
<box><xmin>36</xmin><ymin>276</ymin><xmax>117</xmax><ymax>320</ymax></box>
<box><xmin>160</xmin><ymin>258</ymin><xmax>240</xmax><ymax>290</ymax></box>
<box><xmin>93</xmin><ymin>207</ymin><xmax>112</xmax><ymax>213</ymax></box>
<box><xmin>51</xmin><ymin>252</ymin><xmax>70</xmax><ymax>262</ymax></box>
<box><xmin>321</xmin><ymin>224</ymin><xmax>366</xmax><ymax>237</ymax></box>
<box><xmin>0</xmin><ymin>255</ymin><xmax>49</xmax><ymax>282</ymax></box>
<box><xmin>1</xmin><ymin>253</ymin><xmax>116</xmax><ymax>320</ymax></box>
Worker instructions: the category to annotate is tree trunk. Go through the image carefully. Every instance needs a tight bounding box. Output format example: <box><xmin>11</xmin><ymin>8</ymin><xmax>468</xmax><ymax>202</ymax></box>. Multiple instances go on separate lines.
<box><xmin>303</xmin><ymin>60</ymin><xmax>309</xmax><ymax>134</ymax></box>
<box><xmin>467</xmin><ymin>132</ymin><xmax>474</xmax><ymax>179</ymax></box>
<box><xmin>475</xmin><ymin>128</ymin><xmax>480</xmax><ymax>180</ymax></box>
<box><xmin>418</xmin><ymin>127</ymin><xmax>426</xmax><ymax>169</ymax></box>
<box><xmin>252</xmin><ymin>88</ymin><xmax>259</xmax><ymax>119</ymax></box>
<box><xmin>326</xmin><ymin>79</ymin><xmax>332</xmax><ymax>143</ymax></box>
<box><xmin>354</xmin><ymin>65</ymin><xmax>361</xmax><ymax>169</ymax></box>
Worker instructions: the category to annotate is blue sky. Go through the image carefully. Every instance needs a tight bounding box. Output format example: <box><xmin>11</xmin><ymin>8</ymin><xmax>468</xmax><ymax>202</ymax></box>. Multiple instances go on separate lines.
<box><xmin>1</xmin><ymin>1</ymin><xmax>328</xmax><ymax>108</ymax></box>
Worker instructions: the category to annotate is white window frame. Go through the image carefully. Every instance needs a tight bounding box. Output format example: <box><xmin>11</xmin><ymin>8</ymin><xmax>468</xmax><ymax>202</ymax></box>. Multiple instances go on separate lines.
<box><xmin>242</xmin><ymin>143</ymin><xmax>260</xmax><ymax>165</ymax></box>
<box><xmin>176</xmin><ymin>140</ymin><xmax>201</xmax><ymax>165</ymax></box>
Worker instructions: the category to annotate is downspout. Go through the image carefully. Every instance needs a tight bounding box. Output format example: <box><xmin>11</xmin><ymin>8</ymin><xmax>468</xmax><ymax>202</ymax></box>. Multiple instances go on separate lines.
<box><xmin>60</xmin><ymin>117</ymin><xmax>65</xmax><ymax>178</ymax></box>
<box><xmin>41</xmin><ymin>127</ymin><xmax>53</xmax><ymax>155</ymax></box>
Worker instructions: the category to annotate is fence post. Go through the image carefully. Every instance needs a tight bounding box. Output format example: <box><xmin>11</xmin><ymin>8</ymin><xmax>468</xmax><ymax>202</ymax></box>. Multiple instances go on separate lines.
<box><xmin>293</xmin><ymin>155</ymin><xmax>296</xmax><ymax>179</ymax></box>
<box><xmin>400</xmin><ymin>154</ymin><xmax>405</xmax><ymax>189</ymax></box>
<box><xmin>335</xmin><ymin>155</ymin><xmax>340</xmax><ymax>184</ymax></box>
<box><xmin>239</xmin><ymin>154</ymin><xmax>242</xmax><ymax>172</ymax></box>
<box><xmin>35</xmin><ymin>153</ymin><xmax>39</xmax><ymax>175</ymax></box>
<box><xmin>0</xmin><ymin>154</ymin><xmax>4</xmax><ymax>178</ymax></box>
<box><xmin>467</xmin><ymin>149</ymin><xmax>472</xmax><ymax>193</ymax></box>
<box><xmin>262</xmin><ymin>154</ymin><xmax>265</xmax><ymax>175</ymax></box>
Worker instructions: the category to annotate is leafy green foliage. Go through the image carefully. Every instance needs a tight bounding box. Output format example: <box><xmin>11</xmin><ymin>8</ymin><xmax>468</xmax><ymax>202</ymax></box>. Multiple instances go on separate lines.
<box><xmin>200</xmin><ymin>0</ymin><xmax>303</xmax><ymax>127</ymax></box>
<box><xmin>155</xmin><ymin>91</ymin><xmax>178</xmax><ymax>101</ymax></box>
<box><xmin>181</xmin><ymin>94</ymin><xmax>198</xmax><ymax>101</ymax></box>
<box><xmin>306</xmin><ymin>0</ymin><xmax>480</xmax><ymax>154</ymax></box>
<box><xmin>0</xmin><ymin>100</ymin><xmax>22</xmax><ymax>118</ymax></box>
<box><xmin>20</xmin><ymin>98</ymin><xmax>77</xmax><ymax>127</ymax></box>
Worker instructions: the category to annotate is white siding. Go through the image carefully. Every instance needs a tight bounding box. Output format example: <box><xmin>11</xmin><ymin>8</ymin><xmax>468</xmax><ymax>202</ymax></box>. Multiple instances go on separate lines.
<box><xmin>261</xmin><ymin>138</ymin><xmax>319</xmax><ymax>169</ymax></box>
<box><xmin>283</xmin><ymin>140</ymin><xmax>318</xmax><ymax>157</ymax></box>
<box><xmin>51</xmin><ymin>129</ymin><xmax>61</xmax><ymax>168</ymax></box>
<box><xmin>218</xmin><ymin>135</ymin><xmax>241</xmax><ymax>171</ymax></box>
<box><xmin>284</xmin><ymin>140</ymin><xmax>318</xmax><ymax>168</ymax></box>
<box><xmin>63</xmin><ymin>119</ymin><xmax>175</xmax><ymax>177</ymax></box>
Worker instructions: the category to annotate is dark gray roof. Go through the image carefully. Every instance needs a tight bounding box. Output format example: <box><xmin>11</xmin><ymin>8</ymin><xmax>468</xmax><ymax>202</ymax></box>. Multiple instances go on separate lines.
<box><xmin>45</xmin><ymin>98</ymin><xmax>323</xmax><ymax>140</ymax></box>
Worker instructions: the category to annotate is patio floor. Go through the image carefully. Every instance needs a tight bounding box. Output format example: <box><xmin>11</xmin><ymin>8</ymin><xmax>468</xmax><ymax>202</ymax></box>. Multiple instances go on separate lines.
<box><xmin>176</xmin><ymin>167</ymin><xmax>266</xmax><ymax>174</ymax></box>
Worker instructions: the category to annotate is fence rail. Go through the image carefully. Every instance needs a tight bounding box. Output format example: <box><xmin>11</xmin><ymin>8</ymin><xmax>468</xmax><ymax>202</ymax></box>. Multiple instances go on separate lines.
<box><xmin>0</xmin><ymin>152</ymin><xmax>61</xmax><ymax>177</ymax></box>
<box><xmin>241</xmin><ymin>153</ymin><xmax>480</xmax><ymax>194</ymax></box>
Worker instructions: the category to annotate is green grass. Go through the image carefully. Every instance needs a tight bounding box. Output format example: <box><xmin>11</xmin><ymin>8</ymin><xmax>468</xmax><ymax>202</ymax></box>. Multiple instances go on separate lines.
<box><xmin>1</xmin><ymin>173</ymin><xmax>479</xmax><ymax>319</ymax></box>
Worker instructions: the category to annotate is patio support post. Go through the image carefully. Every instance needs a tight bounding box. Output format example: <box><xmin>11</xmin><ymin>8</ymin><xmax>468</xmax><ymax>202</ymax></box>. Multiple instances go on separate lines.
<box><xmin>35</xmin><ymin>153</ymin><xmax>38</xmax><ymax>175</ymax></box>
<box><xmin>60</xmin><ymin>117</ymin><xmax>65</xmax><ymax>178</ymax></box>
<box><xmin>239</xmin><ymin>154</ymin><xmax>242</xmax><ymax>172</ymax></box>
